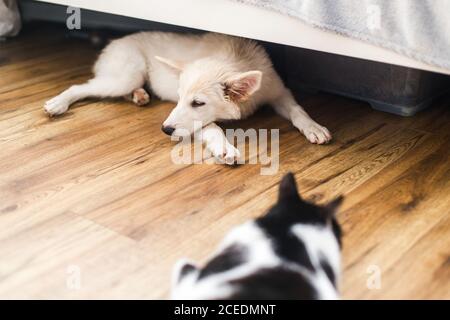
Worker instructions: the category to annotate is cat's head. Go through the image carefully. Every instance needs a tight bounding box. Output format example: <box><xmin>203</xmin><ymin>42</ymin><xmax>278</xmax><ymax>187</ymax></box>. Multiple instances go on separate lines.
<box><xmin>258</xmin><ymin>172</ymin><xmax>343</xmax><ymax>247</ymax></box>
<box><xmin>171</xmin><ymin>172</ymin><xmax>344</xmax><ymax>300</ymax></box>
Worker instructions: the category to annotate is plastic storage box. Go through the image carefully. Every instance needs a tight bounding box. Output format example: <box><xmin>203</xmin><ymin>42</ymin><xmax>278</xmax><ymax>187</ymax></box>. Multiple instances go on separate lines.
<box><xmin>283</xmin><ymin>46</ymin><xmax>450</xmax><ymax>116</ymax></box>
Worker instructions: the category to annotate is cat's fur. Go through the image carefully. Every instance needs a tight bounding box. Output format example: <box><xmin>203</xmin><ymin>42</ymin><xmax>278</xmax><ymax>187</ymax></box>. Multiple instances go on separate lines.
<box><xmin>172</xmin><ymin>172</ymin><xmax>343</xmax><ymax>299</ymax></box>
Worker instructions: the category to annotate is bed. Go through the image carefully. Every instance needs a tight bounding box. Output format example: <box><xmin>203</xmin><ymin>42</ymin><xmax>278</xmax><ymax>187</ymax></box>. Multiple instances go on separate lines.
<box><xmin>14</xmin><ymin>0</ymin><xmax>450</xmax><ymax>115</ymax></box>
<box><xmin>28</xmin><ymin>0</ymin><xmax>450</xmax><ymax>76</ymax></box>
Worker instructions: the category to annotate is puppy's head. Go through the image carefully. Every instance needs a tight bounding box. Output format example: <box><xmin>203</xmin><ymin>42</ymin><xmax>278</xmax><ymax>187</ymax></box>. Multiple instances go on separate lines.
<box><xmin>156</xmin><ymin>56</ymin><xmax>262</xmax><ymax>137</ymax></box>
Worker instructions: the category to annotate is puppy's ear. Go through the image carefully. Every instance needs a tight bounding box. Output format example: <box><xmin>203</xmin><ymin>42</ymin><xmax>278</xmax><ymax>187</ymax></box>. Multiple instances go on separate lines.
<box><xmin>155</xmin><ymin>56</ymin><xmax>185</xmax><ymax>74</ymax></box>
<box><xmin>172</xmin><ymin>259</ymin><xmax>199</xmax><ymax>288</ymax></box>
<box><xmin>323</xmin><ymin>195</ymin><xmax>344</xmax><ymax>220</ymax></box>
<box><xmin>224</xmin><ymin>71</ymin><xmax>262</xmax><ymax>103</ymax></box>
<box><xmin>278</xmin><ymin>172</ymin><xmax>300</xmax><ymax>202</ymax></box>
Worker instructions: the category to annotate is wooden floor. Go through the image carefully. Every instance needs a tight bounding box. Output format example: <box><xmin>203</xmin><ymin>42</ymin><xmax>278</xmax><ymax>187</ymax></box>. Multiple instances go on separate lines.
<box><xmin>0</xmin><ymin>27</ymin><xmax>449</xmax><ymax>300</ymax></box>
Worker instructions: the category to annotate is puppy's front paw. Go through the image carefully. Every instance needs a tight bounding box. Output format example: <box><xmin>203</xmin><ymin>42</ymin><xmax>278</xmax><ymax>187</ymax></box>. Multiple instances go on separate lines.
<box><xmin>222</xmin><ymin>142</ymin><xmax>241</xmax><ymax>165</ymax></box>
<box><xmin>44</xmin><ymin>96</ymin><xmax>69</xmax><ymax>116</ymax></box>
<box><xmin>208</xmin><ymin>139</ymin><xmax>241</xmax><ymax>165</ymax></box>
<box><xmin>301</xmin><ymin>122</ymin><xmax>332</xmax><ymax>144</ymax></box>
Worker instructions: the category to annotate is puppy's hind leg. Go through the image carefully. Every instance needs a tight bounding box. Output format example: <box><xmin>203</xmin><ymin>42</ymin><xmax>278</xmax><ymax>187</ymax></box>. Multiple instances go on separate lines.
<box><xmin>271</xmin><ymin>88</ymin><xmax>331</xmax><ymax>144</ymax></box>
<box><xmin>124</xmin><ymin>88</ymin><xmax>151</xmax><ymax>106</ymax></box>
<box><xmin>44</xmin><ymin>75</ymin><xmax>144</xmax><ymax>116</ymax></box>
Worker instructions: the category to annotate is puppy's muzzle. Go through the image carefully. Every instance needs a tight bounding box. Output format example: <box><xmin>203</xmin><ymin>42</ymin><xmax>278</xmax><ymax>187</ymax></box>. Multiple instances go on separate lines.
<box><xmin>161</xmin><ymin>125</ymin><xmax>175</xmax><ymax>136</ymax></box>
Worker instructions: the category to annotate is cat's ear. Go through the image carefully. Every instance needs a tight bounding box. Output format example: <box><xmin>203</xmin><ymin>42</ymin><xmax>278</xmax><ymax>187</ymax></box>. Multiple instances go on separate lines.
<box><xmin>278</xmin><ymin>172</ymin><xmax>300</xmax><ymax>202</ymax></box>
<box><xmin>155</xmin><ymin>56</ymin><xmax>185</xmax><ymax>74</ymax></box>
<box><xmin>172</xmin><ymin>259</ymin><xmax>199</xmax><ymax>287</ymax></box>
<box><xmin>323</xmin><ymin>195</ymin><xmax>344</xmax><ymax>220</ymax></box>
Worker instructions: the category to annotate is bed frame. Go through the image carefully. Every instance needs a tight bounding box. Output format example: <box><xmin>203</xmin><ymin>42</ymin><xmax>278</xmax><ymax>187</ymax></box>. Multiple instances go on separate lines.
<box><xmin>32</xmin><ymin>0</ymin><xmax>450</xmax><ymax>76</ymax></box>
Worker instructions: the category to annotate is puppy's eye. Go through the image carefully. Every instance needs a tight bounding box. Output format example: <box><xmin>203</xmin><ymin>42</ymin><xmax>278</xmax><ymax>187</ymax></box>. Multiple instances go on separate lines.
<box><xmin>191</xmin><ymin>100</ymin><xmax>205</xmax><ymax>107</ymax></box>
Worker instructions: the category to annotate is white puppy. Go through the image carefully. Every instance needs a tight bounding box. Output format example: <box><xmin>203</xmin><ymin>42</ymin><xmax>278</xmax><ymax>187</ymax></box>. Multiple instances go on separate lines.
<box><xmin>45</xmin><ymin>32</ymin><xmax>331</xmax><ymax>162</ymax></box>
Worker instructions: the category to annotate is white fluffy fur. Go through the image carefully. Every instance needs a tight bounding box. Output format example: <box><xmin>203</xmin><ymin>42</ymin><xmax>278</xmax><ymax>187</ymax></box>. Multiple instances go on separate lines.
<box><xmin>45</xmin><ymin>32</ymin><xmax>331</xmax><ymax>162</ymax></box>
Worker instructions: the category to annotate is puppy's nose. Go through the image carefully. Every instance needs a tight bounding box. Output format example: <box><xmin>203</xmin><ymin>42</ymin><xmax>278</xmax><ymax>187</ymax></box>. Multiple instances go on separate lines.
<box><xmin>161</xmin><ymin>125</ymin><xmax>175</xmax><ymax>136</ymax></box>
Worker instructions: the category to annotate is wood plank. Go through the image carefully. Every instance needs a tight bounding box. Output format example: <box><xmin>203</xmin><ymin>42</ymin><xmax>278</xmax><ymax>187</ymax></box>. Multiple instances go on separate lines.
<box><xmin>0</xmin><ymin>25</ymin><xmax>449</xmax><ymax>299</ymax></box>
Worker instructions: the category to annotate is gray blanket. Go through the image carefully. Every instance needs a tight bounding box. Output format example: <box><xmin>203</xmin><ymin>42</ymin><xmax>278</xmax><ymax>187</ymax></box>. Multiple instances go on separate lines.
<box><xmin>234</xmin><ymin>0</ymin><xmax>450</xmax><ymax>70</ymax></box>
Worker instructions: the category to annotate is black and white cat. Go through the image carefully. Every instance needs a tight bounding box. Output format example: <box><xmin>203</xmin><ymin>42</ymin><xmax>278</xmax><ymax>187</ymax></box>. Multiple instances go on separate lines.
<box><xmin>171</xmin><ymin>172</ymin><xmax>344</xmax><ymax>299</ymax></box>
